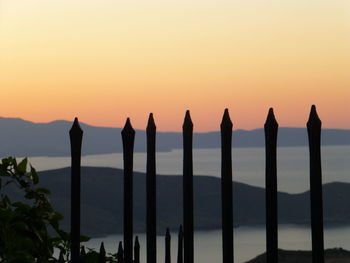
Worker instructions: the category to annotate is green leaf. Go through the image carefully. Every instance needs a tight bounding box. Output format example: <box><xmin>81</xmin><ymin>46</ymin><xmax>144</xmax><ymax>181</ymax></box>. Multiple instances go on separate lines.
<box><xmin>0</xmin><ymin>156</ymin><xmax>93</xmax><ymax>261</ymax></box>
<box><xmin>30</xmin><ymin>165</ymin><xmax>39</xmax><ymax>184</ymax></box>
<box><xmin>17</xmin><ymin>158</ymin><xmax>28</xmax><ymax>173</ymax></box>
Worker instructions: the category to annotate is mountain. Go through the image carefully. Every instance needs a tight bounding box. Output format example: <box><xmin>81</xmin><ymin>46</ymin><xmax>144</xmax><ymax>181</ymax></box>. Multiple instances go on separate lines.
<box><xmin>21</xmin><ymin>167</ymin><xmax>350</xmax><ymax>237</ymax></box>
<box><xmin>0</xmin><ymin>117</ymin><xmax>349</xmax><ymax>157</ymax></box>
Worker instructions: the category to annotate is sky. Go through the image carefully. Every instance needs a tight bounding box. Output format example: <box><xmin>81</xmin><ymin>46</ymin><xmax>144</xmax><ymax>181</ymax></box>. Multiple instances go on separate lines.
<box><xmin>1</xmin><ymin>0</ymin><xmax>349</xmax><ymax>132</ymax></box>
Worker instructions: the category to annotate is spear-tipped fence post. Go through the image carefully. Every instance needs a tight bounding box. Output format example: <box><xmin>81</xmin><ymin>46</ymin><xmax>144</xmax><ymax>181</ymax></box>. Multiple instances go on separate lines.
<box><xmin>147</xmin><ymin>113</ymin><xmax>157</xmax><ymax>263</ymax></box>
<box><xmin>165</xmin><ymin>228</ymin><xmax>171</xmax><ymax>263</ymax></box>
<box><xmin>122</xmin><ymin>118</ymin><xmax>135</xmax><ymax>263</ymax></box>
<box><xmin>99</xmin><ymin>242</ymin><xmax>106</xmax><ymax>263</ymax></box>
<box><xmin>307</xmin><ymin>105</ymin><xmax>325</xmax><ymax>263</ymax></box>
<box><xmin>69</xmin><ymin>117</ymin><xmax>83</xmax><ymax>263</ymax></box>
<box><xmin>58</xmin><ymin>250</ymin><xmax>65</xmax><ymax>263</ymax></box>
<box><xmin>220</xmin><ymin>109</ymin><xmax>233</xmax><ymax>263</ymax></box>
<box><xmin>265</xmin><ymin>108</ymin><xmax>278</xmax><ymax>263</ymax></box>
<box><xmin>80</xmin><ymin>246</ymin><xmax>86</xmax><ymax>263</ymax></box>
<box><xmin>134</xmin><ymin>236</ymin><xmax>140</xmax><ymax>263</ymax></box>
<box><xmin>118</xmin><ymin>241</ymin><xmax>124</xmax><ymax>263</ymax></box>
<box><xmin>183</xmin><ymin>110</ymin><xmax>194</xmax><ymax>263</ymax></box>
<box><xmin>177</xmin><ymin>225</ymin><xmax>183</xmax><ymax>263</ymax></box>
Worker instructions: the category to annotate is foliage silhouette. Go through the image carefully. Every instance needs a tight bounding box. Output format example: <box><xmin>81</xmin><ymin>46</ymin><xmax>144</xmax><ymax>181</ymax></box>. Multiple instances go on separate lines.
<box><xmin>0</xmin><ymin>157</ymin><xmax>71</xmax><ymax>262</ymax></box>
<box><xmin>0</xmin><ymin>157</ymin><xmax>124</xmax><ymax>263</ymax></box>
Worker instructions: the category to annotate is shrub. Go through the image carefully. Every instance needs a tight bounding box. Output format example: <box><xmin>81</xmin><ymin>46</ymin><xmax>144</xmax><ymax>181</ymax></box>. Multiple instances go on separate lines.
<box><xmin>0</xmin><ymin>157</ymin><xmax>69</xmax><ymax>262</ymax></box>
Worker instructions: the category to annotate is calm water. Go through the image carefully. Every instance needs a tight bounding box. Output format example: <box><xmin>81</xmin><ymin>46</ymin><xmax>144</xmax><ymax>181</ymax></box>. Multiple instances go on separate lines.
<box><xmin>24</xmin><ymin>145</ymin><xmax>350</xmax><ymax>193</ymax></box>
<box><xmin>16</xmin><ymin>146</ymin><xmax>350</xmax><ymax>261</ymax></box>
<box><xmin>84</xmin><ymin>225</ymin><xmax>350</xmax><ymax>263</ymax></box>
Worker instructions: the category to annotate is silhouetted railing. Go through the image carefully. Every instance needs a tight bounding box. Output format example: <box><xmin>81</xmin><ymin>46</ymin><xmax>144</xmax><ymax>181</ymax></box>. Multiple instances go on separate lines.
<box><xmin>69</xmin><ymin>105</ymin><xmax>325</xmax><ymax>263</ymax></box>
<box><xmin>265</xmin><ymin>108</ymin><xmax>278</xmax><ymax>263</ymax></box>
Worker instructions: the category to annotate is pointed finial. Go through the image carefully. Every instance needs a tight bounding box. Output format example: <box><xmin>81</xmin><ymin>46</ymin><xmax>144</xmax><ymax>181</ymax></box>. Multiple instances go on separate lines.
<box><xmin>182</xmin><ymin>110</ymin><xmax>193</xmax><ymax>130</ymax></box>
<box><xmin>80</xmin><ymin>246</ymin><xmax>86</xmax><ymax>261</ymax></box>
<box><xmin>221</xmin><ymin>108</ymin><xmax>233</xmax><ymax>129</ymax></box>
<box><xmin>307</xmin><ymin>105</ymin><xmax>321</xmax><ymax>128</ymax></box>
<box><xmin>147</xmin><ymin>113</ymin><xmax>156</xmax><ymax>131</ymax></box>
<box><xmin>117</xmin><ymin>241</ymin><xmax>124</xmax><ymax>262</ymax></box>
<box><xmin>80</xmin><ymin>246</ymin><xmax>86</xmax><ymax>256</ymax></box>
<box><xmin>134</xmin><ymin>236</ymin><xmax>140</xmax><ymax>263</ymax></box>
<box><xmin>100</xmin><ymin>242</ymin><xmax>106</xmax><ymax>254</ymax></box>
<box><xmin>99</xmin><ymin>242</ymin><xmax>106</xmax><ymax>263</ymax></box>
<box><xmin>166</xmin><ymin>228</ymin><xmax>171</xmax><ymax>239</ymax></box>
<box><xmin>166</xmin><ymin>228</ymin><xmax>171</xmax><ymax>245</ymax></box>
<box><xmin>264</xmin><ymin>108</ymin><xmax>278</xmax><ymax>128</ymax></box>
<box><xmin>69</xmin><ymin>117</ymin><xmax>83</xmax><ymax>136</ymax></box>
<box><xmin>121</xmin><ymin>118</ymin><xmax>135</xmax><ymax>136</ymax></box>
<box><xmin>135</xmin><ymin>236</ymin><xmax>140</xmax><ymax>248</ymax></box>
<box><xmin>58</xmin><ymin>250</ymin><xmax>65</xmax><ymax>263</ymax></box>
<box><xmin>118</xmin><ymin>241</ymin><xmax>124</xmax><ymax>253</ymax></box>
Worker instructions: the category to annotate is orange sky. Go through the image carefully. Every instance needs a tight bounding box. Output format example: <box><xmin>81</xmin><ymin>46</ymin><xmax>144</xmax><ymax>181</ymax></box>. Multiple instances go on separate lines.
<box><xmin>0</xmin><ymin>0</ymin><xmax>349</xmax><ymax>131</ymax></box>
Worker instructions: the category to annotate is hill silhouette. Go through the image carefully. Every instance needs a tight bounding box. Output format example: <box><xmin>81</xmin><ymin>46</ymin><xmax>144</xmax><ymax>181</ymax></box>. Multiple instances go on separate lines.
<box><xmin>24</xmin><ymin>167</ymin><xmax>350</xmax><ymax>237</ymax></box>
<box><xmin>0</xmin><ymin>117</ymin><xmax>349</xmax><ymax>157</ymax></box>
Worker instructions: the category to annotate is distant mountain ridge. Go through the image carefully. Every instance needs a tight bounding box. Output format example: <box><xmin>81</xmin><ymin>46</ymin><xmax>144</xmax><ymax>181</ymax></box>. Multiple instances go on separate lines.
<box><xmin>0</xmin><ymin>117</ymin><xmax>349</xmax><ymax>157</ymax></box>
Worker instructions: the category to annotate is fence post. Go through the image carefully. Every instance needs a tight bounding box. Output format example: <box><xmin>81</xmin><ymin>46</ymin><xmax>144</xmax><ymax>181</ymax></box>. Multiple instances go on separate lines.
<box><xmin>147</xmin><ymin>113</ymin><xmax>157</xmax><ymax>263</ymax></box>
<box><xmin>80</xmin><ymin>246</ymin><xmax>86</xmax><ymax>263</ymax></box>
<box><xmin>220</xmin><ymin>109</ymin><xmax>233</xmax><ymax>263</ymax></box>
<box><xmin>58</xmin><ymin>250</ymin><xmax>64</xmax><ymax>263</ymax></box>
<box><xmin>264</xmin><ymin>108</ymin><xmax>278</xmax><ymax>263</ymax></box>
<box><xmin>99</xmin><ymin>242</ymin><xmax>106</xmax><ymax>263</ymax></box>
<box><xmin>118</xmin><ymin>241</ymin><xmax>124</xmax><ymax>263</ymax></box>
<box><xmin>69</xmin><ymin>117</ymin><xmax>83</xmax><ymax>263</ymax></box>
<box><xmin>307</xmin><ymin>105</ymin><xmax>324</xmax><ymax>263</ymax></box>
<box><xmin>122</xmin><ymin>118</ymin><xmax>135</xmax><ymax>263</ymax></box>
<box><xmin>134</xmin><ymin>236</ymin><xmax>140</xmax><ymax>263</ymax></box>
<box><xmin>165</xmin><ymin>228</ymin><xmax>171</xmax><ymax>263</ymax></box>
<box><xmin>177</xmin><ymin>225</ymin><xmax>183</xmax><ymax>263</ymax></box>
<box><xmin>183</xmin><ymin>110</ymin><xmax>194</xmax><ymax>263</ymax></box>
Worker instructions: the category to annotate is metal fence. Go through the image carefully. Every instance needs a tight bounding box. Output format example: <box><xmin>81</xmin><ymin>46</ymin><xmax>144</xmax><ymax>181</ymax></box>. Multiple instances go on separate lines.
<box><xmin>68</xmin><ymin>105</ymin><xmax>324</xmax><ymax>263</ymax></box>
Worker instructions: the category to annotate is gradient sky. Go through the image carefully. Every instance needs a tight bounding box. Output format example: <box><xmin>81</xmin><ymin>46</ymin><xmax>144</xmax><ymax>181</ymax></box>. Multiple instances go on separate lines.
<box><xmin>1</xmin><ymin>0</ymin><xmax>349</xmax><ymax>131</ymax></box>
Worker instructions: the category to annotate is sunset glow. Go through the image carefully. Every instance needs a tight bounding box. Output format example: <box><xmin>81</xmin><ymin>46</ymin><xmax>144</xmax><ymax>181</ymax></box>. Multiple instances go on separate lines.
<box><xmin>1</xmin><ymin>0</ymin><xmax>349</xmax><ymax>131</ymax></box>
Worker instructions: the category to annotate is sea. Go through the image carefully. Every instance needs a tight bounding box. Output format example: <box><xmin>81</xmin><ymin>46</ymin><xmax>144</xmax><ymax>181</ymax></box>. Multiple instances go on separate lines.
<box><xmin>17</xmin><ymin>145</ymin><xmax>350</xmax><ymax>262</ymax></box>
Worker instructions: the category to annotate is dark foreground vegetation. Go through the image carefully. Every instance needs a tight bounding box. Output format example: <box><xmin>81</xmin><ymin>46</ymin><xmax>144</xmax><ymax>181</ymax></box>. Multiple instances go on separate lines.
<box><xmin>246</xmin><ymin>248</ymin><xmax>350</xmax><ymax>263</ymax></box>
<box><xmin>0</xmin><ymin>157</ymin><xmax>119</xmax><ymax>262</ymax></box>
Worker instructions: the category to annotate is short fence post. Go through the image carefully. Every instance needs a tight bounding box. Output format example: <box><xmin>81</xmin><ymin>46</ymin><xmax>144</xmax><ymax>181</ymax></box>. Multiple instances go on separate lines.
<box><xmin>165</xmin><ymin>228</ymin><xmax>171</xmax><ymax>263</ymax></box>
<box><xmin>147</xmin><ymin>113</ymin><xmax>157</xmax><ymax>263</ymax></box>
<box><xmin>118</xmin><ymin>241</ymin><xmax>124</xmax><ymax>263</ymax></box>
<box><xmin>80</xmin><ymin>246</ymin><xmax>86</xmax><ymax>263</ymax></box>
<box><xmin>183</xmin><ymin>110</ymin><xmax>194</xmax><ymax>263</ymax></box>
<box><xmin>134</xmin><ymin>236</ymin><xmax>140</xmax><ymax>263</ymax></box>
<box><xmin>177</xmin><ymin>225</ymin><xmax>183</xmax><ymax>263</ymax></box>
<box><xmin>264</xmin><ymin>108</ymin><xmax>278</xmax><ymax>263</ymax></box>
<box><xmin>69</xmin><ymin>118</ymin><xmax>83</xmax><ymax>263</ymax></box>
<box><xmin>122</xmin><ymin>118</ymin><xmax>136</xmax><ymax>263</ymax></box>
<box><xmin>220</xmin><ymin>109</ymin><xmax>234</xmax><ymax>263</ymax></box>
<box><xmin>99</xmin><ymin>242</ymin><xmax>106</xmax><ymax>263</ymax></box>
<box><xmin>58</xmin><ymin>250</ymin><xmax>64</xmax><ymax>263</ymax></box>
<box><xmin>307</xmin><ymin>105</ymin><xmax>325</xmax><ymax>263</ymax></box>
